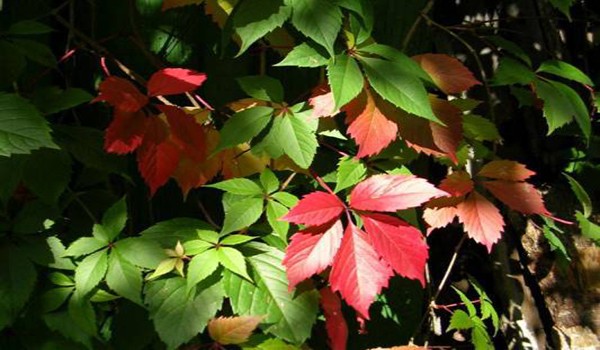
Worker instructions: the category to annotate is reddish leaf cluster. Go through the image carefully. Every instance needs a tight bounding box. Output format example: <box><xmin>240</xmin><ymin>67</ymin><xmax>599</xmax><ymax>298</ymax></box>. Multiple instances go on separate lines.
<box><xmin>282</xmin><ymin>174</ymin><xmax>447</xmax><ymax>323</ymax></box>
<box><xmin>96</xmin><ymin>69</ymin><xmax>209</xmax><ymax>195</ymax></box>
<box><xmin>423</xmin><ymin>160</ymin><xmax>552</xmax><ymax>252</ymax></box>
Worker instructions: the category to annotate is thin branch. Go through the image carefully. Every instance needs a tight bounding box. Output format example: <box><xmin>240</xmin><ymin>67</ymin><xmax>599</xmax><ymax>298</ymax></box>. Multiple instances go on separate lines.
<box><xmin>197</xmin><ymin>200</ymin><xmax>220</xmax><ymax>230</ymax></box>
<box><xmin>402</xmin><ymin>0</ymin><xmax>434</xmax><ymax>51</ymax></box>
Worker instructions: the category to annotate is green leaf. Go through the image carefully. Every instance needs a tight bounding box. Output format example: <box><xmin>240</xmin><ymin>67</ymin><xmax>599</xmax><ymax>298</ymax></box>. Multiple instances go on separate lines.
<box><xmin>360</xmin><ymin>57</ymin><xmax>439</xmax><ymax>123</ymax></box>
<box><xmin>447</xmin><ymin>309</ymin><xmax>474</xmax><ymax>331</ymax></box>
<box><xmin>12</xmin><ymin>38</ymin><xmax>56</xmax><ymax>67</ymax></box>
<box><xmin>68</xmin><ymin>295</ymin><xmax>97</xmax><ymax>336</ymax></box>
<box><xmin>9</xmin><ymin>20</ymin><xmax>53</xmax><ymax>35</ymax></box>
<box><xmin>463</xmin><ymin>114</ymin><xmax>502</xmax><ymax>142</ymax></box>
<box><xmin>47</xmin><ymin>236</ymin><xmax>76</xmax><ymax>270</ymax></box>
<box><xmin>197</xmin><ymin>229</ymin><xmax>220</xmax><ymax>243</ymax></box>
<box><xmin>41</xmin><ymin>287</ymin><xmax>73</xmax><ymax>313</ymax></box>
<box><xmin>289</xmin><ymin>0</ymin><xmax>341</xmax><ymax>57</ymax></box>
<box><xmin>12</xmin><ymin>199</ymin><xmax>59</xmax><ymax>234</ymax></box>
<box><xmin>140</xmin><ymin>218</ymin><xmax>213</xmax><ymax>246</ymax></box>
<box><xmin>260</xmin><ymin>168</ymin><xmax>279</xmax><ymax>194</ymax></box>
<box><xmin>549</xmin><ymin>0</ymin><xmax>574</xmax><ymax>19</ymax></box>
<box><xmin>217</xmin><ymin>106</ymin><xmax>274</xmax><ymax>152</ymax></box>
<box><xmin>242</xmin><ymin>337</ymin><xmax>300</xmax><ymax>350</ymax></box>
<box><xmin>145</xmin><ymin>277</ymin><xmax>224</xmax><ymax>350</ymax></box>
<box><xmin>238</xmin><ymin>76</ymin><xmax>284</xmax><ymax>102</ymax></box>
<box><xmin>486</xmin><ymin>36</ymin><xmax>531</xmax><ymax>66</ymax></box>
<box><xmin>543</xmin><ymin>225</ymin><xmax>570</xmax><ymax>261</ymax></box>
<box><xmin>54</xmin><ymin>125</ymin><xmax>126</xmax><ymax>173</ymax></box>
<box><xmin>0</xmin><ymin>41</ymin><xmax>25</xmax><ymax>88</ymax></box>
<box><xmin>452</xmin><ymin>286</ymin><xmax>477</xmax><ymax>317</ymax></box>
<box><xmin>89</xmin><ymin>289</ymin><xmax>120</xmax><ymax>302</ymax></box>
<box><xmin>0</xmin><ymin>244</ymin><xmax>37</xmax><ymax>330</ymax></box>
<box><xmin>471</xmin><ymin>322</ymin><xmax>493</xmax><ymax>350</ymax></box>
<box><xmin>21</xmin><ymin>148</ymin><xmax>71</xmax><ymax>204</ymax></box>
<box><xmin>100</xmin><ymin>197</ymin><xmax>128</xmax><ymax>242</ymax></box>
<box><xmin>491</xmin><ymin>57</ymin><xmax>535</xmax><ymax>85</ymax></box>
<box><xmin>224</xmin><ymin>244</ymin><xmax>319</xmax><ymax>343</ymax></box>
<box><xmin>0</xmin><ymin>155</ymin><xmax>25</xmax><ymax>204</ymax></box>
<box><xmin>65</xmin><ymin>237</ymin><xmax>107</xmax><ymax>257</ymax></box>
<box><xmin>44</xmin><ymin>311</ymin><xmax>92</xmax><ymax>348</ymax></box>
<box><xmin>576</xmin><ymin>211</ymin><xmax>600</xmax><ymax>243</ymax></box>
<box><xmin>31</xmin><ymin>87</ymin><xmax>93</xmax><ymax>115</ymax></box>
<box><xmin>271</xmin><ymin>191</ymin><xmax>298</xmax><ymax>207</ymax></box>
<box><xmin>254</xmin><ymin>114</ymin><xmax>318</xmax><ymax>168</ymax></box>
<box><xmin>327</xmin><ymin>54</ymin><xmax>363</xmax><ymax>110</ymax></box>
<box><xmin>357</xmin><ymin>43</ymin><xmax>432</xmax><ymax>82</ymax></box>
<box><xmin>535</xmin><ymin>78</ymin><xmax>590</xmax><ymax>138</ymax></box>
<box><xmin>206</xmin><ymin>178</ymin><xmax>263</xmax><ymax>195</ymax></box>
<box><xmin>0</xmin><ymin>93</ymin><xmax>58</xmax><ymax>157</ymax></box>
<box><xmin>106</xmin><ymin>250</ymin><xmax>143</xmax><ymax>305</ymax></box>
<box><xmin>217</xmin><ymin>247</ymin><xmax>251</xmax><ymax>280</ymax></box>
<box><xmin>146</xmin><ymin>258</ymin><xmax>178</xmax><ymax>280</ymax></box>
<box><xmin>564</xmin><ymin>173</ymin><xmax>592</xmax><ymax>218</ymax></box>
<box><xmin>233</xmin><ymin>0</ymin><xmax>291</xmax><ymax>56</ymax></box>
<box><xmin>221</xmin><ymin>234</ymin><xmax>257</xmax><ymax>246</ymax></box>
<box><xmin>187</xmin><ymin>249</ymin><xmax>220</xmax><ymax>289</ymax></box>
<box><xmin>183</xmin><ymin>239</ymin><xmax>214</xmax><ymax>255</ymax></box>
<box><xmin>334</xmin><ymin>156</ymin><xmax>366</xmax><ymax>192</ymax></box>
<box><xmin>74</xmin><ymin>249</ymin><xmax>108</xmax><ymax>298</ymax></box>
<box><xmin>274</xmin><ymin>42</ymin><xmax>329</xmax><ymax>67</ymax></box>
<box><xmin>49</xmin><ymin>272</ymin><xmax>74</xmax><ymax>286</ymax></box>
<box><xmin>266</xmin><ymin>200</ymin><xmax>289</xmax><ymax>240</ymax></box>
<box><xmin>538</xmin><ymin>60</ymin><xmax>593</xmax><ymax>86</ymax></box>
<box><xmin>221</xmin><ymin>197</ymin><xmax>264</xmax><ymax>235</ymax></box>
<box><xmin>114</xmin><ymin>238</ymin><xmax>165</xmax><ymax>269</ymax></box>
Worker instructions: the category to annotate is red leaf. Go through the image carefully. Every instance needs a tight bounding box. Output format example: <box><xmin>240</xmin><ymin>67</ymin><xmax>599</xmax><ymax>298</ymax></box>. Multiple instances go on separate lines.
<box><xmin>319</xmin><ymin>287</ymin><xmax>348</xmax><ymax>350</ymax></box>
<box><xmin>94</xmin><ymin>76</ymin><xmax>148</xmax><ymax>112</ymax></box>
<box><xmin>344</xmin><ymin>89</ymin><xmax>398</xmax><ymax>158</ymax></box>
<box><xmin>330</xmin><ymin>223</ymin><xmax>393</xmax><ymax>319</ymax></box>
<box><xmin>283</xmin><ymin>220</ymin><xmax>344</xmax><ymax>290</ymax></box>
<box><xmin>423</xmin><ymin>207</ymin><xmax>458</xmax><ymax>234</ymax></box>
<box><xmin>309</xmin><ymin>83</ymin><xmax>338</xmax><ymax>118</ymax></box>
<box><xmin>361</xmin><ymin>213</ymin><xmax>428</xmax><ymax>286</ymax></box>
<box><xmin>483</xmin><ymin>180</ymin><xmax>550</xmax><ymax>215</ymax></box>
<box><xmin>159</xmin><ymin>105</ymin><xmax>207</xmax><ymax>161</ymax></box>
<box><xmin>136</xmin><ymin>118</ymin><xmax>180</xmax><ymax>195</ymax></box>
<box><xmin>281</xmin><ymin>191</ymin><xmax>345</xmax><ymax>226</ymax></box>
<box><xmin>396</xmin><ymin>97</ymin><xmax>463</xmax><ymax>163</ymax></box>
<box><xmin>104</xmin><ymin>109</ymin><xmax>148</xmax><ymax>154</ymax></box>
<box><xmin>456</xmin><ymin>191</ymin><xmax>504</xmax><ymax>252</ymax></box>
<box><xmin>439</xmin><ymin>171</ymin><xmax>473</xmax><ymax>197</ymax></box>
<box><xmin>349</xmin><ymin>174</ymin><xmax>448</xmax><ymax>212</ymax></box>
<box><xmin>412</xmin><ymin>54</ymin><xmax>481</xmax><ymax>94</ymax></box>
<box><xmin>477</xmin><ymin>160</ymin><xmax>535</xmax><ymax>181</ymax></box>
<box><xmin>147</xmin><ymin>68</ymin><xmax>207</xmax><ymax>97</ymax></box>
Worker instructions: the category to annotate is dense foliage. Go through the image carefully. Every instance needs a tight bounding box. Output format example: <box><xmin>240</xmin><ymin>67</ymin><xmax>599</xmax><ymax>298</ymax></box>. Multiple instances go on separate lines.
<box><xmin>1</xmin><ymin>0</ymin><xmax>599</xmax><ymax>349</ymax></box>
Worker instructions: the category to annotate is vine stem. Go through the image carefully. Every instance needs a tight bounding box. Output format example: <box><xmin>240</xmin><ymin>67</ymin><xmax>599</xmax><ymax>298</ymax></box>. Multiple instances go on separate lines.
<box><xmin>402</xmin><ymin>0</ymin><xmax>434</xmax><ymax>51</ymax></box>
<box><xmin>410</xmin><ymin>234</ymin><xmax>467</xmax><ymax>343</ymax></box>
<box><xmin>197</xmin><ymin>200</ymin><xmax>220</xmax><ymax>230</ymax></box>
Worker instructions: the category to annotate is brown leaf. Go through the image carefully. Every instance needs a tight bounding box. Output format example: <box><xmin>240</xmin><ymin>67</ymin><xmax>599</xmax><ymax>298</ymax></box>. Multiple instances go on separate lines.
<box><xmin>207</xmin><ymin>315</ymin><xmax>263</xmax><ymax>345</ymax></box>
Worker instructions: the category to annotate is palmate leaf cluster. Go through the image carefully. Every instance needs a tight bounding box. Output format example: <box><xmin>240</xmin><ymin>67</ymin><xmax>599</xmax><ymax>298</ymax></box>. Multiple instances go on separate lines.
<box><xmin>0</xmin><ymin>0</ymin><xmax>598</xmax><ymax>349</ymax></box>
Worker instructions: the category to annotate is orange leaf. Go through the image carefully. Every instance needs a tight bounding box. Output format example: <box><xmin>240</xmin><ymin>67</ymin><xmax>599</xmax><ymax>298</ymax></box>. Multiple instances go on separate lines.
<box><xmin>309</xmin><ymin>83</ymin><xmax>338</xmax><ymax>118</ymax></box>
<box><xmin>220</xmin><ymin>144</ymin><xmax>269</xmax><ymax>179</ymax></box>
<box><xmin>483</xmin><ymin>180</ymin><xmax>550</xmax><ymax>215</ymax></box>
<box><xmin>344</xmin><ymin>89</ymin><xmax>398</xmax><ymax>158</ymax></box>
<box><xmin>423</xmin><ymin>207</ymin><xmax>458</xmax><ymax>234</ymax></box>
<box><xmin>396</xmin><ymin>96</ymin><xmax>463</xmax><ymax>163</ymax></box>
<box><xmin>413</xmin><ymin>54</ymin><xmax>481</xmax><ymax>94</ymax></box>
<box><xmin>439</xmin><ymin>171</ymin><xmax>473</xmax><ymax>197</ymax></box>
<box><xmin>457</xmin><ymin>191</ymin><xmax>504</xmax><ymax>252</ymax></box>
<box><xmin>207</xmin><ymin>316</ymin><xmax>263</xmax><ymax>345</ymax></box>
<box><xmin>477</xmin><ymin>160</ymin><xmax>535</xmax><ymax>181</ymax></box>
<box><xmin>172</xmin><ymin>128</ymin><xmax>221</xmax><ymax>197</ymax></box>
